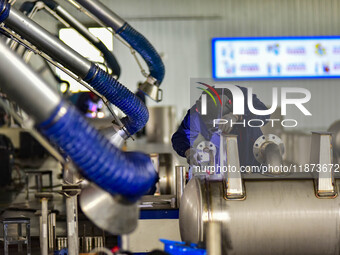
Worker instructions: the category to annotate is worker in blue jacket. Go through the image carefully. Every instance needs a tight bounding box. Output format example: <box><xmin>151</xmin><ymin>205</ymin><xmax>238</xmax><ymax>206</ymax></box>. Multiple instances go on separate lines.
<box><xmin>171</xmin><ymin>86</ymin><xmax>269</xmax><ymax>168</ymax></box>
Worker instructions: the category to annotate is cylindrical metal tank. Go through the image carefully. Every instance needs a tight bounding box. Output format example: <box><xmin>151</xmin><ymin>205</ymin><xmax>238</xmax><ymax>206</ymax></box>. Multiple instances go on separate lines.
<box><xmin>146</xmin><ymin>106</ymin><xmax>176</xmax><ymax>144</ymax></box>
<box><xmin>180</xmin><ymin>177</ymin><xmax>340</xmax><ymax>255</ymax></box>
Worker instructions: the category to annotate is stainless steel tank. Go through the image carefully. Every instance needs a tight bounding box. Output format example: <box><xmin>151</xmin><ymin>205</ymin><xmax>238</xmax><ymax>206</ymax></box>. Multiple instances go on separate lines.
<box><xmin>146</xmin><ymin>106</ymin><xmax>176</xmax><ymax>144</ymax></box>
<box><xmin>180</xmin><ymin>177</ymin><xmax>340</xmax><ymax>255</ymax></box>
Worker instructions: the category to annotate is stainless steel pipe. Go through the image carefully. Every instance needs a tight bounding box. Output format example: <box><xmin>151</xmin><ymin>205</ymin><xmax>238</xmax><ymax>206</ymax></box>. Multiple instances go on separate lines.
<box><xmin>0</xmin><ymin>40</ymin><xmax>60</xmax><ymax>122</ymax></box>
<box><xmin>73</xmin><ymin>0</ymin><xmax>125</xmax><ymax>30</ymax></box>
<box><xmin>5</xmin><ymin>8</ymin><xmax>92</xmax><ymax>78</ymax></box>
<box><xmin>264</xmin><ymin>143</ymin><xmax>283</xmax><ymax>167</ymax></box>
<box><xmin>40</xmin><ymin>198</ymin><xmax>48</xmax><ymax>255</ymax></box>
<box><xmin>206</xmin><ymin>221</ymin><xmax>222</xmax><ymax>255</ymax></box>
<box><xmin>53</xmin><ymin>4</ymin><xmax>101</xmax><ymax>44</ymax></box>
<box><xmin>176</xmin><ymin>166</ymin><xmax>185</xmax><ymax>208</ymax></box>
<box><xmin>66</xmin><ymin>196</ymin><xmax>79</xmax><ymax>255</ymax></box>
<box><xmin>180</xmin><ymin>177</ymin><xmax>340</xmax><ymax>255</ymax></box>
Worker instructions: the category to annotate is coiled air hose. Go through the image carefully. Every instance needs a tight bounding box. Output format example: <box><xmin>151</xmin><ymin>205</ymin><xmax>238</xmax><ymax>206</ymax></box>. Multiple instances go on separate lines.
<box><xmin>84</xmin><ymin>64</ymin><xmax>148</xmax><ymax>135</ymax></box>
<box><xmin>116</xmin><ymin>23</ymin><xmax>165</xmax><ymax>84</ymax></box>
<box><xmin>39</xmin><ymin>101</ymin><xmax>157</xmax><ymax>199</ymax></box>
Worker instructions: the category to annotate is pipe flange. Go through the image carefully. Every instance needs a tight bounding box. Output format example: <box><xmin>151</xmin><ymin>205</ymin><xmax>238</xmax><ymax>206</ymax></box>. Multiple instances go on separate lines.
<box><xmin>253</xmin><ymin>134</ymin><xmax>284</xmax><ymax>164</ymax></box>
<box><xmin>196</xmin><ymin>141</ymin><xmax>216</xmax><ymax>164</ymax></box>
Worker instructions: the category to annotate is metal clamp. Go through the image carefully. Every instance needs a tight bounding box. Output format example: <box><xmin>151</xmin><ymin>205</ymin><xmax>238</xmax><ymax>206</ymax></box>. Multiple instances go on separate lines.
<box><xmin>310</xmin><ymin>132</ymin><xmax>338</xmax><ymax>198</ymax></box>
<box><xmin>220</xmin><ymin>134</ymin><xmax>245</xmax><ymax>200</ymax></box>
<box><xmin>138</xmin><ymin>76</ymin><xmax>162</xmax><ymax>102</ymax></box>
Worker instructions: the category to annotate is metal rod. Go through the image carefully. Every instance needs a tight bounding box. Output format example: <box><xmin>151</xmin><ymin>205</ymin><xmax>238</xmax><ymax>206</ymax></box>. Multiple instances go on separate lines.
<box><xmin>48</xmin><ymin>213</ymin><xmax>56</xmax><ymax>252</ymax></box>
<box><xmin>5</xmin><ymin>8</ymin><xmax>92</xmax><ymax>78</ymax></box>
<box><xmin>0</xmin><ymin>40</ymin><xmax>60</xmax><ymax>123</ymax></box>
<box><xmin>206</xmin><ymin>221</ymin><xmax>222</xmax><ymax>255</ymax></box>
<box><xmin>176</xmin><ymin>166</ymin><xmax>185</xmax><ymax>208</ymax></box>
<box><xmin>41</xmin><ymin>198</ymin><xmax>48</xmax><ymax>255</ymax></box>
<box><xmin>264</xmin><ymin>143</ymin><xmax>283</xmax><ymax>168</ymax></box>
<box><xmin>66</xmin><ymin>195</ymin><xmax>79</xmax><ymax>255</ymax></box>
<box><xmin>73</xmin><ymin>0</ymin><xmax>125</xmax><ymax>31</ymax></box>
<box><xmin>54</xmin><ymin>5</ymin><xmax>100</xmax><ymax>44</ymax></box>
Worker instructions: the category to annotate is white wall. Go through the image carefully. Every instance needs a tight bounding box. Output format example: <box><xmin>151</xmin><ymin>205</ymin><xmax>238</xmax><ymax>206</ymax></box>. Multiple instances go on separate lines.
<box><xmin>13</xmin><ymin>0</ymin><xmax>340</xmax><ymax>131</ymax></box>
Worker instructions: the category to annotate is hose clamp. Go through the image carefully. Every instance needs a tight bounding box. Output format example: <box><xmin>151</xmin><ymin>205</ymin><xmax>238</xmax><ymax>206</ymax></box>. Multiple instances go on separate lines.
<box><xmin>138</xmin><ymin>76</ymin><xmax>162</xmax><ymax>102</ymax></box>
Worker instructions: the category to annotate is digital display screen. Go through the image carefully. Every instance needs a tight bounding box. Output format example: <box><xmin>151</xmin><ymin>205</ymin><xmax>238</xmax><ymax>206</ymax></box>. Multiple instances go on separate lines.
<box><xmin>212</xmin><ymin>36</ymin><xmax>340</xmax><ymax>80</ymax></box>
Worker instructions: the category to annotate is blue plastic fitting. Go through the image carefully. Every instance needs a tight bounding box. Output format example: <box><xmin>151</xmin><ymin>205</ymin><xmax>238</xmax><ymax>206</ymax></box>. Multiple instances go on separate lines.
<box><xmin>160</xmin><ymin>239</ymin><xmax>207</xmax><ymax>255</ymax></box>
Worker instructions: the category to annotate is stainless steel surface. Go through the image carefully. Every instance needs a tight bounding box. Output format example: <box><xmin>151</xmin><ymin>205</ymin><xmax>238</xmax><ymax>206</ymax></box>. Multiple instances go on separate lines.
<box><xmin>108</xmin><ymin>128</ymin><xmax>128</xmax><ymax>148</ymax></box>
<box><xmin>66</xmin><ymin>196</ymin><xmax>79</xmax><ymax>255</ymax></box>
<box><xmin>138</xmin><ymin>77</ymin><xmax>163</xmax><ymax>102</ymax></box>
<box><xmin>328</xmin><ymin>120</ymin><xmax>340</xmax><ymax>164</ymax></box>
<box><xmin>79</xmin><ymin>184</ymin><xmax>139</xmax><ymax>234</ymax></box>
<box><xmin>121</xmin><ymin>235</ymin><xmax>129</xmax><ymax>251</ymax></box>
<box><xmin>74</xmin><ymin>0</ymin><xmax>125</xmax><ymax>31</ymax></box>
<box><xmin>180</xmin><ymin>177</ymin><xmax>340</xmax><ymax>255</ymax></box>
<box><xmin>146</xmin><ymin>106</ymin><xmax>176</xmax><ymax>144</ymax></box>
<box><xmin>140</xmin><ymin>195</ymin><xmax>176</xmax><ymax>209</ymax></box>
<box><xmin>176</xmin><ymin>166</ymin><xmax>185</xmax><ymax>208</ymax></box>
<box><xmin>220</xmin><ymin>135</ymin><xmax>244</xmax><ymax>199</ymax></box>
<box><xmin>157</xmin><ymin>153</ymin><xmax>177</xmax><ymax>195</ymax></box>
<box><xmin>282</xmin><ymin>132</ymin><xmax>311</xmax><ymax>165</ymax></box>
<box><xmin>0</xmin><ymin>40</ymin><xmax>60</xmax><ymax>123</ymax></box>
<box><xmin>310</xmin><ymin>132</ymin><xmax>336</xmax><ymax>197</ymax></box>
<box><xmin>40</xmin><ymin>199</ymin><xmax>48</xmax><ymax>255</ymax></box>
<box><xmin>206</xmin><ymin>221</ymin><xmax>222</xmax><ymax>255</ymax></box>
<box><xmin>5</xmin><ymin>8</ymin><xmax>92</xmax><ymax>78</ymax></box>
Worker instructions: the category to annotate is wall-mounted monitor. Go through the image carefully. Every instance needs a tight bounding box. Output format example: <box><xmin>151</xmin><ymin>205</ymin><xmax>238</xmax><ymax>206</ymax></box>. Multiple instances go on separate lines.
<box><xmin>212</xmin><ymin>36</ymin><xmax>340</xmax><ymax>80</ymax></box>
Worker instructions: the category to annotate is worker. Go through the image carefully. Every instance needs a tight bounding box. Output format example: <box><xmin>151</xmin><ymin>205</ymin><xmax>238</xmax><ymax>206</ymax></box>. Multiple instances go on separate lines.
<box><xmin>171</xmin><ymin>85</ymin><xmax>269</xmax><ymax>168</ymax></box>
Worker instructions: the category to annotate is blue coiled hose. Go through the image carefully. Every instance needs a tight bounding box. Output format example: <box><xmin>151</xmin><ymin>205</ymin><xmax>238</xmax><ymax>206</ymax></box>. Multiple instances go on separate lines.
<box><xmin>39</xmin><ymin>101</ymin><xmax>157</xmax><ymax>199</ymax></box>
<box><xmin>116</xmin><ymin>23</ymin><xmax>165</xmax><ymax>84</ymax></box>
<box><xmin>84</xmin><ymin>64</ymin><xmax>148</xmax><ymax>135</ymax></box>
<box><xmin>0</xmin><ymin>0</ymin><xmax>10</xmax><ymax>23</ymax></box>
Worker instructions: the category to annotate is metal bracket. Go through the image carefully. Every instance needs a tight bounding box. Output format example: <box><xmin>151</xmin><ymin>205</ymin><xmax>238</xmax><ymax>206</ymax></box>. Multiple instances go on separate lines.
<box><xmin>138</xmin><ymin>76</ymin><xmax>162</xmax><ymax>102</ymax></box>
<box><xmin>220</xmin><ymin>134</ymin><xmax>245</xmax><ymax>200</ymax></box>
<box><xmin>310</xmin><ymin>132</ymin><xmax>338</xmax><ymax>198</ymax></box>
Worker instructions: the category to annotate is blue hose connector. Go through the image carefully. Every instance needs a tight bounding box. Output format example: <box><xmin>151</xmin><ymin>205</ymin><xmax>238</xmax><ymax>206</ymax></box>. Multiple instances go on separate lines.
<box><xmin>84</xmin><ymin>64</ymin><xmax>148</xmax><ymax>135</ymax></box>
<box><xmin>39</xmin><ymin>101</ymin><xmax>157</xmax><ymax>199</ymax></box>
<box><xmin>116</xmin><ymin>23</ymin><xmax>165</xmax><ymax>84</ymax></box>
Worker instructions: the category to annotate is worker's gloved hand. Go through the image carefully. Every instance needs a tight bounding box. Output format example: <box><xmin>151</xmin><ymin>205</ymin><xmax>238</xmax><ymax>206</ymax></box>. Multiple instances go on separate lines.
<box><xmin>218</xmin><ymin>113</ymin><xmax>239</xmax><ymax>134</ymax></box>
<box><xmin>185</xmin><ymin>148</ymin><xmax>201</xmax><ymax>166</ymax></box>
